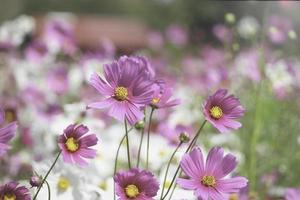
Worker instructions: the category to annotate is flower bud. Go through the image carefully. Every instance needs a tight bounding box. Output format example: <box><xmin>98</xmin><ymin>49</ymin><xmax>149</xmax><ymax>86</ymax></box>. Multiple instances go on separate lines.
<box><xmin>179</xmin><ymin>132</ymin><xmax>190</xmax><ymax>143</ymax></box>
<box><xmin>225</xmin><ymin>13</ymin><xmax>235</xmax><ymax>24</ymax></box>
<box><xmin>135</xmin><ymin>121</ymin><xmax>145</xmax><ymax>130</ymax></box>
<box><xmin>30</xmin><ymin>176</ymin><xmax>41</xmax><ymax>187</ymax></box>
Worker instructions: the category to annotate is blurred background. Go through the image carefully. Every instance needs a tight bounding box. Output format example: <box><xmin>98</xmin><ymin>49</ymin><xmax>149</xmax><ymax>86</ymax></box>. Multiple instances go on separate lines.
<box><xmin>0</xmin><ymin>1</ymin><xmax>300</xmax><ymax>199</ymax></box>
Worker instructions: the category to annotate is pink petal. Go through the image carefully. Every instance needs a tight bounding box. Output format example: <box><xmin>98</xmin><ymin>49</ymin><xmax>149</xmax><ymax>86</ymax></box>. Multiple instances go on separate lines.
<box><xmin>87</xmin><ymin>98</ymin><xmax>115</xmax><ymax>110</ymax></box>
<box><xmin>177</xmin><ymin>178</ymin><xmax>199</xmax><ymax>190</ymax></box>
<box><xmin>205</xmin><ymin>147</ymin><xmax>224</xmax><ymax>175</ymax></box>
<box><xmin>214</xmin><ymin>154</ymin><xmax>237</xmax><ymax>179</ymax></box>
<box><xmin>89</xmin><ymin>73</ymin><xmax>113</xmax><ymax>96</ymax></box>
<box><xmin>217</xmin><ymin>177</ymin><xmax>248</xmax><ymax>193</ymax></box>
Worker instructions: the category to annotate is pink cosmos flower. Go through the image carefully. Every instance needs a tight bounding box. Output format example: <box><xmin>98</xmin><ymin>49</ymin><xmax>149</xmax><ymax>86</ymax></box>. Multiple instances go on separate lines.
<box><xmin>150</xmin><ymin>83</ymin><xmax>180</xmax><ymax>109</ymax></box>
<box><xmin>203</xmin><ymin>89</ymin><xmax>245</xmax><ymax>133</ymax></box>
<box><xmin>285</xmin><ymin>187</ymin><xmax>300</xmax><ymax>200</ymax></box>
<box><xmin>58</xmin><ymin>124</ymin><xmax>98</xmax><ymax>166</ymax></box>
<box><xmin>267</xmin><ymin>15</ymin><xmax>292</xmax><ymax>45</ymax></box>
<box><xmin>213</xmin><ymin>24</ymin><xmax>233</xmax><ymax>43</ymax></box>
<box><xmin>177</xmin><ymin>147</ymin><xmax>248</xmax><ymax>200</ymax></box>
<box><xmin>0</xmin><ymin>181</ymin><xmax>31</xmax><ymax>200</ymax></box>
<box><xmin>166</xmin><ymin>24</ymin><xmax>188</xmax><ymax>47</ymax></box>
<box><xmin>114</xmin><ymin>168</ymin><xmax>159</xmax><ymax>200</ymax></box>
<box><xmin>0</xmin><ymin>108</ymin><xmax>17</xmax><ymax>156</ymax></box>
<box><xmin>88</xmin><ymin>56</ymin><xmax>154</xmax><ymax>125</ymax></box>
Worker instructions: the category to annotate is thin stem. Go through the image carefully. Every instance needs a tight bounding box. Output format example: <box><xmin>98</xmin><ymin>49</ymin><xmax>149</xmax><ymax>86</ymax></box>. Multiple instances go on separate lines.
<box><xmin>162</xmin><ymin>120</ymin><xmax>206</xmax><ymax>200</ymax></box>
<box><xmin>124</xmin><ymin>119</ymin><xmax>131</xmax><ymax>169</ymax></box>
<box><xmin>146</xmin><ymin>107</ymin><xmax>155</xmax><ymax>169</ymax></box>
<box><xmin>136</xmin><ymin>125</ymin><xmax>145</xmax><ymax>168</ymax></box>
<box><xmin>113</xmin><ymin>127</ymin><xmax>133</xmax><ymax>200</ymax></box>
<box><xmin>33</xmin><ymin>151</ymin><xmax>61</xmax><ymax>200</ymax></box>
<box><xmin>45</xmin><ymin>180</ymin><xmax>51</xmax><ymax>200</ymax></box>
<box><xmin>137</xmin><ymin>110</ymin><xmax>146</xmax><ymax>168</ymax></box>
<box><xmin>168</xmin><ymin>182</ymin><xmax>177</xmax><ymax>200</ymax></box>
<box><xmin>160</xmin><ymin>141</ymin><xmax>183</xmax><ymax>199</ymax></box>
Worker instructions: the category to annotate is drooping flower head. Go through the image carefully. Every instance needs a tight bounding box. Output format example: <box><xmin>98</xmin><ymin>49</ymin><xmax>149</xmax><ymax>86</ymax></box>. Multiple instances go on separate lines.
<box><xmin>203</xmin><ymin>89</ymin><xmax>245</xmax><ymax>133</ymax></box>
<box><xmin>58</xmin><ymin>124</ymin><xmax>98</xmax><ymax>166</ymax></box>
<box><xmin>88</xmin><ymin>56</ymin><xmax>154</xmax><ymax>125</ymax></box>
<box><xmin>114</xmin><ymin>168</ymin><xmax>159</xmax><ymax>200</ymax></box>
<box><xmin>177</xmin><ymin>147</ymin><xmax>248</xmax><ymax>200</ymax></box>
<box><xmin>285</xmin><ymin>187</ymin><xmax>300</xmax><ymax>200</ymax></box>
<box><xmin>0</xmin><ymin>107</ymin><xmax>17</xmax><ymax>156</ymax></box>
<box><xmin>158</xmin><ymin>123</ymin><xmax>193</xmax><ymax>146</ymax></box>
<box><xmin>0</xmin><ymin>181</ymin><xmax>31</xmax><ymax>200</ymax></box>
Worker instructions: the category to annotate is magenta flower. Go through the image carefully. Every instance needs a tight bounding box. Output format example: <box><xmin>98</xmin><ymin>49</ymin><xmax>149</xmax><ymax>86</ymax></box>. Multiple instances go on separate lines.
<box><xmin>150</xmin><ymin>84</ymin><xmax>180</xmax><ymax>109</ymax></box>
<box><xmin>0</xmin><ymin>181</ymin><xmax>31</xmax><ymax>200</ymax></box>
<box><xmin>267</xmin><ymin>15</ymin><xmax>292</xmax><ymax>44</ymax></box>
<box><xmin>285</xmin><ymin>187</ymin><xmax>300</xmax><ymax>200</ymax></box>
<box><xmin>177</xmin><ymin>147</ymin><xmax>248</xmax><ymax>200</ymax></box>
<box><xmin>88</xmin><ymin>56</ymin><xmax>154</xmax><ymax>125</ymax></box>
<box><xmin>114</xmin><ymin>168</ymin><xmax>159</xmax><ymax>200</ymax></box>
<box><xmin>0</xmin><ymin>108</ymin><xmax>17</xmax><ymax>156</ymax></box>
<box><xmin>203</xmin><ymin>89</ymin><xmax>245</xmax><ymax>133</ymax></box>
<box><xmin>58</xmin><ymin>124</ymin><xmax>98</xmax><ymax>166</ymax></box>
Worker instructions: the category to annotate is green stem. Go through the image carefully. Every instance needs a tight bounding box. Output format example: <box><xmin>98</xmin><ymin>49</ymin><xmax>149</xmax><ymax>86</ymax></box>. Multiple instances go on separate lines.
<box><xmin>162</xmin><ymin>120</ymin><xmax>206</xmax><ymax>200</ymax></box>
<box><xmin>33</xmin><ymin>151</ymin><xmax>61</xmax><ymax>200</ymax></box>
<box><xmin>124</xmin><ymin>119</ymin><xmax>131</xmax><ymax>169</ymax></box>
<box><xmin>160</xmin><ymin>141</ymin><xmax>183</xmax><ymax>199</ymax></box>
<box><xmin>45</xmin><ymin>180</ymin><xmax>51</xmax><ymax>200</ymax></box>
<box><xmin>168</xmin><ymin>182</ymin><xmax>177</xmax><ymax>200</ymax></box>
<box><xmin>113</xmin><ymin>127</ymin><xmax>133</xmax><ymax>200</ymax></box>
<box><xmin>136</xmin><ymin>126</ymin><xmax>145</xmax><ymax>168</ymax></box>
<box><xmin>146</xmin><ymin>107</ymin><xmax>155</xmax><ymax>169</ymax></box>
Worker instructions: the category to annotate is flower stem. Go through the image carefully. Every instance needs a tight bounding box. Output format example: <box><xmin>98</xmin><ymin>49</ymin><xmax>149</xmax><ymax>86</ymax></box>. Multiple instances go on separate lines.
<box><xmin>146</xmin><ymin>107</ymin><xmax>155</xmax><ymax>169</ymax></box>
<box><xmin>162</xmin><ymin>120</ymin><xmax>206</xmax><ymax>200</ymax></box>
<box><xmin>113</xmin><ymin>127</ymin><xmax>133</xmax><ymax>200</ymax></box>
<box><xmin>160</xmin><ymin>141</ymin><xmax>183</xmax><ymax>199</ymax></box>
<box><xmin>136</xmin><ymin>123</ymin><xmax>145</xmax><ymax>168</ymax></box>
<box><xmin>45</xmin><ymin>180</ymin><xmax>51</xmax><ymax>200</ymax></box>
<box><xmin>124</xmin><ymin>119</ymin><xmax>131</xmax><ymax>169</ymax></box>
<box><xmin>33</xmin><ymin>151</ymin><xmax>61</xmax><ymax>200</ymax></box>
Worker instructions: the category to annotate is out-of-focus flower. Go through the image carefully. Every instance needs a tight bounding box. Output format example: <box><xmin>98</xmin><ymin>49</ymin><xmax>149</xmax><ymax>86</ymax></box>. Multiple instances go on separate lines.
<box><xmin>58</xmin><ymin>124</ymin><xmax>98</xmax><ymax>166</ymax></box>
<box><xmin>285</xmin><ymin>187</ymin><xmax>300</xmax><ymax>200</ymax></box>
<box><xmin>114</xmin><ymin>168</ymin><xmax>159</xmax><ymax>200</ymax></box>
<box><xmin>166</xmin><ymin>24</ymin><xmax>188</xmax><ymax>47</ymax></box>
<box><xmin>177</xmin><ymin>147</ymin><xmax>248</xmax><ymax>200</ymax></box>
<box><xmin>225</xmin><ymin>13</ymin><xmax>236</xmax><ymax>24</ymax></box>
<box><xmin>0</xmin><ymin>15</ymin><xmax>35</xmax><ymax>48</ymax></box>
<box><xmin>237</xmin><ymin>16</ymin><xmax>260</xmax><ymax>39</ymax></box>
<box><xmin>203</xmin><ymin>89</ymin><xmax>245</xmax><ymax>133</ymax></box>
<box><xmin>87</xmin><ymin>56</ymin><xmax>154</xmax><ymax>125</ymax></box>
<box><xmin>0</xmin><ymin>107</ymin><xmax>17</xmax><ymax>156</ymax></box>
<box><xmin>267</xmin><ymin>15</ymin><xmax>292</xmax><ymax>45</ymax></box>
<box><xmin>25</xmin><ymin>40</ymin><xmax>48</xmax><ymax>64</ymax></box>
<box><xmin>46</xmin><ymin>65</ymin><xmax>69</xmax><ymax>94</ymax></box>
<box><xmin>150</xmin><ymin>84</ymin><xmax>180</xmax><ymax>109</ymax></box>
<box><xmin>147</xmin><ymin>31</ymin><xmax>164</xmax><ymax>50</ymax></box>
<box><xmin>158</xmin><ymin>123</ymin><xmax>193</xmax><ymax>146</ymax></box>
<box><xmin>0</xmin><ymin>181</ymin><xmax>31</xmax><ymax>200</ymax></box>
<box><xmin>213</xmin><ymin>24</ymin><xmax>233</xmax><ymax>43</ymax></box>
<box><xmin>43</xmin><ymin>17</ymin><xmax>77</xmax><ymax>55</ymax></box>
<box><xmin>235</xmin><ymin>49</ymin><xmax>261</xmax><ymax>82</ymax></box>
<box><xmin>265</xmin><ymin>59</ymin><xmax>294</xmax><ymax>99</ymax></box>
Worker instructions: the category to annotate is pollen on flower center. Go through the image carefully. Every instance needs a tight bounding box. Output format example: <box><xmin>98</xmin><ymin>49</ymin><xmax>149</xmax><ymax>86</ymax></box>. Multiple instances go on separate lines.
<box><xmin>125</xmin><ymin>184</ymin><xmax>139</xmax><ymax>198</ymax></box>
<box><xmin>114</xmin><ymin>86</ymin><xmax>128</xmax><ymax>101</ymax></box>
<box><xmin>151</xmin><ymin>97</ymin><xmax>160</xmax><ymax>104</ymax></box>
<box><xmin>65</xmin><ymin>137</ymin><xmax>79</xmax><ymax>152</ymax></box>
<box><xmin>4</xmin><ymin>193</ymin><xmax>16</xmax><ymax>200</ymax></box>
<box><xmin>57</xmin><ymin>177</ymin><xmax>70</xmax><ymax>191</ymax></box>
<box><xmin>201</xmin><ymin>175</ymin><xmax>216</xmax><ymax>187</ymax></box>
<box><xmin>229</xmin><ymin>194</ymin><xmax>238</xmax><ymax>200</ymax></box>
<box><xmin>209</xmin><ymin>106</ymin><xmax>223</xmax><ymax>119</ymax></box>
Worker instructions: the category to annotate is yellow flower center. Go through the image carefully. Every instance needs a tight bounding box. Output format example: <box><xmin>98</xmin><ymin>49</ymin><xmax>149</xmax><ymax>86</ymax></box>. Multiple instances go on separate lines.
<box><xmin>125</xmin><ymin>184</ymin><xmax>139</xmax><ymax>198</ymax></box>
<box><xmin>151</xmin><ymin>97</ymin><xmax>160</xmax><ymax>104</ymax></box>
<box><xmin>114</xmin><ymin>86</ymin><xmax>128</xmax><ymax>101</ymax></box>
<box><xmin>209</xmin><ymin>106</ymin><xmax>223</xmax><ymax>119</ymax></box>
<box><xmin>98</xmin><ymin>181</ymin><xmax>107</xmax><ymax>191</ymax></box>
<box><xmin>57</xmin><ymin>177</ymin><xmax>70</xmax><ymax>191</ymax></box>
<box><xmin>65</xmin><ymin>137</ymin><xmax>79</xmax><ymax>152</ymax></box>
<box><xmin>4</xmin><ymin>194</ymin><xmax>16</xmax><ymax>200</ymax></box>
<box><xmin>201</xmin><ymin>175</ymin><xmax>216</xmax><ymax>187</ymax></box>
<box><xmin>229</xmin><ymin>194</ymin><xmax>238</xmax><ymax>200</ymax></box>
